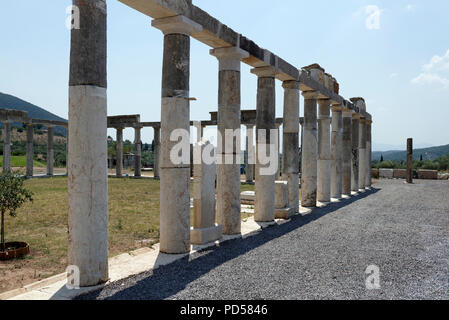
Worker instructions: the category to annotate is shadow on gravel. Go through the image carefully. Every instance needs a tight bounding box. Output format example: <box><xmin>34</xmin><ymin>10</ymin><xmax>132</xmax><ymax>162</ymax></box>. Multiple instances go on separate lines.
<box><xmin>77</xmin><ymin>188</ymin><xmax>380</xmax><ymax>300</ymax></box>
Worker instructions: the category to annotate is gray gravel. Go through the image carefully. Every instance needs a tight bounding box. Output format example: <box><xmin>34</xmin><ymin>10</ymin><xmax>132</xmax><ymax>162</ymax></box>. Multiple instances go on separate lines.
<box><xmin>77</xmin><ymin>179</ymin><xmax>449</xmax><ymax>300</ymax></box>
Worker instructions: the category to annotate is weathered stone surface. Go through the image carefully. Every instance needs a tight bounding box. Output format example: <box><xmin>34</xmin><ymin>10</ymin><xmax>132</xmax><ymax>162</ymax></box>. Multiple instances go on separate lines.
<box><xmin>418</xmin><ymin>170</ymin><xmax>438</xmax><ymax>180</ymax></box>
<box><xmin>341</xmin><ymin>112</ymin><xmax>352</xmax><ymax>195</ymax></box>
<box><xmin>371</xmin><ymin>168</ymin><xmax>379</xmax><ymax>179</ymax></box>
<box><xmin>331</xmin><ymin>107</ymin><xmax>343</xmax><ymax>198</ymax></box>
<box><xmin>134</xmin><ymin>127</ymin><xmax>142</xmax><ymax>177</ymax></box>
<box><xmin>379</xmin><ymin>168</ymin><xmax>394</xmax><ymax>179</ymax></box>
<box><xmin>317</xmin><ymin>99</ymin><xmax>331</xmax><ymax>202</ymax></box>
<box><xmin>245</xmin><ymin>125</ymin><xmax>255</xmax><ymax>182</ymax></box>
<box><xmin>351</xmin><ymin>116</ymin><xmax>359</xmax><ymax>192</ymax></box>
<box><xmin>282</xmin><ymin>133</ymin><xmax>299</xmax><ymax>174</ymax></box>
<box><xmin>358</xmin><ymin>118</ymin><xmax>367</xmax><ymax>191</ymax></box>
<box><xmin>162</xmin><ymin>34</ymin><xmax>190</xmax><ymax>98</ymax></box>
<box><xmin>275</xmin><ymin>181</ymin><xmax>289</xmax><ymax>208</ymax></box>
<box><xmin>406</xmin><ymin>138</ymin><xmax>413</xmax><ymax>184</ymax></box>
<box><xmin>69</xmin><ymin>0</ymin><xmax>107</xmax><ymax>88</ymax></box>
<box><xmin>393</xmin><ymin>169</ymin><xmax>407</xmax><ymax>179</ymax></box>
<box><xmin>216</xmin><ymin>163</ymin><xmax>241</xmax><ymax>234</ymax></box>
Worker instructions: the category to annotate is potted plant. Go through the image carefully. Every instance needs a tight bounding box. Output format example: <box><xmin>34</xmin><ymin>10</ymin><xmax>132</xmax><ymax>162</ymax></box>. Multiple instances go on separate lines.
<box><xmin>0</xmin><ymin>172</ymin><xmax>33</xmax><ymax>260</ymax></box>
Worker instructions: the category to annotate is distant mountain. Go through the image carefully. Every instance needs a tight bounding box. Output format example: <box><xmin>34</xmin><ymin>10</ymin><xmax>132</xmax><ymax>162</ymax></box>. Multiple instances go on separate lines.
<box><xmin>0</xmin><ymin>92</ymin><xmax>67</xmax><ymax>136</ymax></box>
<box><xmin>372</xmin><ymin>144</ymin><xmax>449</xmax><ymax>161</ymax></box>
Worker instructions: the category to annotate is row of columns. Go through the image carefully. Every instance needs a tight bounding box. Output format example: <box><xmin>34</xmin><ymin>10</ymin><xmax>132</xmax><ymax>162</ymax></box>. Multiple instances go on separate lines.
<box><xmin>2</xmin><ymin>121</ymin><xmax>56</xmax><ymax>177</ymax></box>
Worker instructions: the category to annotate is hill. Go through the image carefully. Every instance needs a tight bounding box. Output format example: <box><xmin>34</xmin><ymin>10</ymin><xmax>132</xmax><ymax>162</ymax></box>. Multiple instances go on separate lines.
<box><xmin>0</xmin><ymin>92</ymin><xmax>67</xmax><ymax>136</ymax></box>
<box><xmin>372</xmin><ymin>144</ymin><xmax>449</xmax><ymax>161</ymax></box>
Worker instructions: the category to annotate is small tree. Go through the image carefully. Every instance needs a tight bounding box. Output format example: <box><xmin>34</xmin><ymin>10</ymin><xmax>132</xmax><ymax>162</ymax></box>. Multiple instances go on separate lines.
<box><xmin>0</xmin><ymin>172</ymin><xmax>33</xmax><ymax>251</ymax></box>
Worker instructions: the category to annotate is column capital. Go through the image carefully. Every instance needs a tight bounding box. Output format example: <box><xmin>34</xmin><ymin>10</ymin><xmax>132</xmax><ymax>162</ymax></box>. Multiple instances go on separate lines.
<box><xmin>352</xmin><ymin>113</ymin><xmax>360</xmax><ymax>120</ymax></box>
<box><xmin>318</xmin><ymin>98</ymin><xmax>331</xmax><ymax>104</ymax></box>
<box><xmin>210</xmin><ymin>47</ymin><xmax>249</xmax><ymax>72</ymax></box>
<box><xmin>282</xmin><ymin>80</ymin><xmax>300</xmax><ymax>90</ymax></box>
<box><xmin>301</xmin><ymin>91</ymin><xmax>318</xmax><ymax>100</ymax></box>
<box><xmin>342</xmin><ymin>109</ymin><xmax>354</xmax><ymax>118</ymax></box>
<box><xmin>152</xmin><ymin>15</ymin><xmax>202</xmax><ymax>36</ymax></box>
<box><xmin>251</xmin><ymin>66</ymin><xmax>276</xmax><ymax>78</ymax></box>
<box><xmin>331</xmin><ymin>104</ymin><xmax>343</xmax><ymax>112</ymax></box>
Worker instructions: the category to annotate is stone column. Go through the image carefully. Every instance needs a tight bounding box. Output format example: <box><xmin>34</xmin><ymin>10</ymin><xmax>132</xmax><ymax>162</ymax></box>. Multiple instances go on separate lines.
<box><xmin>351</xmin><ymin>114</ymin><xmax>360</xmax><ymax>193</ymax></box>
<box><xmin>245</xmin><ymin>124</ymin><xmax>255</xmax><ymax>183</ymax></box>
<box><xmin>134</xmin><ymin>126</ymin><xmax>142</xmax><ymax>177</ymax></box>
<box><xmin>251</xmin><ymin>66</ymin><xmax>276</xmax><ymax>222</ymax></box>
<box><xmin>330</xmin><ymin>105</ymin><xmax>343</xmax><ymax>199</ymax></box>
<box><xmin>317</xmin><ymin>99</ymin><xmax>331</xmax><ymax>203</ymax></box>
<box><xmin>301</xmin><ymin>91</ymin><xmax>318</xmax><ymax>207</ymax></box>
<box><xmin>65</xmin><ymin>127</ymin><xmax>69</xmax><ymax>176</ymax></box>
<box><xmin>275</xmin><ymin>123</ymin><xmax>281</xmax><ymax>180</ymax></box>
<box><xmin>406</xmin><ymin>138</ymin><xmax>413</xmax><ymax>184</ymax></box>
<box><xmin>46</xmin><ymin>126</ymin><xmax>54</xmax><ymax>176</ymax></box>
<box><xmin>152</xmin><ymin>15</ymin><xmax>202</xmax><ymax>254</ymax></box>
<box><xmin>211</xmin><ymin>46</ymin><xmax>248</xmax><ymax>235</ymax></box>
<box><xmin>2</xmin><ymin>121</ymin><xmax>11</xmax><ymax>173</ymax></box>
<box><xmin>341</xmin><ymin>109</ymin><xmax>353</xmax><ymax>196</ymax></box>
<box><xmin>358</xmin><ymin>116</ymin><xmax>367</xmax><ymax>192</ymax></box>
<box><xmin>282</xmin><ymin>80</ymin><xmax>300</xmax><ymax>215</ymax></box>
<box><xmin>68</xmin><ymin>0</ymin><xmax>109</xmax><ymax>287</ymax></box>
<box><xmin>116</xmin><ymin>127</ymin><xmax>123</xmax><ymax>177</ymax></box>
<box><xmin>153</xmin><ymin>126</ymin><xmax>161</xmax><ymax>179</ymax></box>
<box><xmin>26</xmin><ymin>123</ymin><xmax>34</xmax><ymax>177</ymax></box>
<box><xmin>366</xmin><ymin>118</ymin><xmax>373</xmax><ymax>188</ymax></box>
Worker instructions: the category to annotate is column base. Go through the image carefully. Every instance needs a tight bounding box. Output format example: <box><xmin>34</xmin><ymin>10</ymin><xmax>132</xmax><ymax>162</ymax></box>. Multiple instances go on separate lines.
<box><xmin>275</xmin><ymin>207</ymin><xmax>296</xmax><ymax>220</ymax></box>
<box><xmin>190</xmin><ymin>224</ymin><xmax>222</xmax><ymax>245</ymax></box>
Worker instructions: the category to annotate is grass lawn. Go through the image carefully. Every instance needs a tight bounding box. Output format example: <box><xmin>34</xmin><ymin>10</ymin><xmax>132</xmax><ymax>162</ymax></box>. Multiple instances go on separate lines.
<box><xmin>0</xmin><ymin>156</ymin><xmax>45</xmax><ymax>168</ymax></box>
<box><xmin>0</xmin><ymin>177</ymin><xmax>255</xmax><ymax>294</ymax></box>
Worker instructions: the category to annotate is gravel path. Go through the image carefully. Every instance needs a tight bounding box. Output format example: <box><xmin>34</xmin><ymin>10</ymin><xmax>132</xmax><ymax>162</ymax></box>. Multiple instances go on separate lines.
<box><xmin>78</xmin><ymin>179</ymin><xmax>449</xmax><ymax>300</ymax></box>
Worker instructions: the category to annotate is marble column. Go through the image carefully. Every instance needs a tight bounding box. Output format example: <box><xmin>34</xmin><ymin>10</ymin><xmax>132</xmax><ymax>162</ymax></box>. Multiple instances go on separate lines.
<box><xmin>211</xmin><ymin>46</ymin><xmax>248</xmax><ymax>235</ymax></box>
<box><xmin>152</xmin><ymin>15</ymin><xmax>202</xmax><ymax>253</ymax></box>
<box><xmin>245</xmin><ymin>124</ymin><xmax>255</xmax><ymax>183</ymax></box>
<box><xmin>406</xmin><ymin>137</ymin><xmax>413</xmax><ymax>184</ymax></box>
<box><xmin>351</xmin><ymin>114</ymin><xmax>360</xmax><ymax>193</ymax></box>
<box><xmin>251</xmin><ymin>66</ymin><xmax>276</xmax><ymax>222</ymax></box>
<box><xmin>47</xmin><ymin>126</ymin><xmax>54</xmax><ymax>176</ymax></box>
<box><xmin>358</xmin><ymin>116</ymin><xmax>367</xmax><ymax>192</ymax></box>
<box><xmin>330</xmin><ymin>105</ymin><xmax>343</xmax><ymax>199</ymax></box>
<box><xmin>134</xmin><ymin>126</ymin><xmax>142</xmax><ymax>177</ymax></box>
<box><xmin>317</xmin><ymin>99</ymin><xmax>331</xmax><ymax>203</ymax></box>
<box><xmin>26</xmin><ymin>123</ymin><xmax>34</xmax><ymax>177</ymax></box>
<box><xmin>116</xmin><ymin>127</ymin><xmax>123</xmax><ymax>177</ymax></box>
<box><xmin>366</xmin><ymin>118</ymin><xmax>373</xmax><ymax>188</ymax></box>
<box><xmin>282</xmin><ymin>80</ymin><xmax>300</xmax><ymax>214</ymax></box>
<box><xmin>2</xmin><ymin>121</ymin><xmax>11</xmax><ymax>173</ymax></box>
<box><xmin>153</xmin><ymin>126</ymin><xmax>161</xmax><ymax>179</ymax></box>
<box><xmin>68</xmin><ymin>0</ymin><xmax>109</xmax><ymax>287</ymax></box>
<box><xmin>301</xmin><ymin>91</ymin><xmax>318</xmax><ymax>208</ymax></box>
<box><xmin>342</xmin><ymin>109</ymin><xmax>353</xmax><ymax>196</ymax></box>
<box><xmin>275</xmin><ymin>123</ymin><xmax>281</xmax><ymax>180</ymax></box>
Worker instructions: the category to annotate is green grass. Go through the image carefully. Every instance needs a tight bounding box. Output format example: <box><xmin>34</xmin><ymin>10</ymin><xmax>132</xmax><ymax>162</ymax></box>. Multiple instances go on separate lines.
<box><xmin>0</xmin><ymin>156</ymin><xmax>45</xmax><ymax>168</ymax></box>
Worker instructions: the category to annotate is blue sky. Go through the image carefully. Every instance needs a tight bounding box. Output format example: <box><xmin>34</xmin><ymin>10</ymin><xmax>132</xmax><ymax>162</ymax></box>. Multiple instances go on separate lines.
<box><xmin>1</xmin><ymin>0</ymin><xmax>448</xmax><ymax>150</ymax></box>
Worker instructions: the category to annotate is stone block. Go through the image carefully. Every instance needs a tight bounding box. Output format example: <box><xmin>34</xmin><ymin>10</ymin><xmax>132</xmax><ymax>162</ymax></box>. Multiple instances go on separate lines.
<box><xmin>379</xmin><ymin>168</ymin><xmax>394</xmax><ymax>179</ymax></box>
<box><xmin>275</xmin><ymin>181</ymin><xmax>288</xmax><ymax>208</ymax></box>
<box><xmin>190</xmin><ymin>224</ymin><xmax>222</xmax><ymax>245</ymax></box>
<box><xmin>418</xmin><ymin>170</ymin><xmax>438</xmax><ymax>180</ymax></box>
<box><xmin>371</xmin><ymin>168</ymin><xmax>379</xmax><ymax>179</ymax></box>
<box><xmin>393</xmin><ymin>169</ymin><xmax>407</xmax><ymax>179</ymax></box>
<box><xmin>241</xmin><ymin>191</ymin><xmax>255</xmax><ymax>205</ymax></box>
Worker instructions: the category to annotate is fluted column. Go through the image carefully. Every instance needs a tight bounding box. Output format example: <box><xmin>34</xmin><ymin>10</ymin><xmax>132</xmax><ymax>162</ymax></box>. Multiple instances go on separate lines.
<box><xmin>116</xmin><ymin>127</ymin><xmax>123</xmax><ymax>177</ymax></box>
<box><xmin>152</xmin><ymin>15</ymin><xmax>202</xmax><ymax>253</ymax></box>
<box><xmin>153</xmin><ymin>126</ymin><xmax>161</xmax><ymax>179</ymax></box>
<box><xmin>301</xmin><ymin>91</ymin><xmax>318</xmax><ymax>207</ymax></box>
<box><xmin>245</xmin><ymin>124</ymin><xmax>255</xmax><ymax>183</ymax></box>
<box><xmin>282</xmin><ymin>80</ymin><xmax>300</xmax><ymax>214</ymax></box>
<box><xmin>68</xmin><ymin>0</ymin><xmax>109</xmax><ymax>287</ymax></box>
<box><xmin>358</xmin><ymin>116</ymin><xmax>367</xmax><ymax>192</ymax></box>
<box><xmin>47</xmin><ymin>126</ymin><xmax>54</xmax><ymax>176</ymax></box>
<box><xmin>211</xmin><ymin>47</ymin><xmax>248</xmax><ymax>235</ymax></box>
<box><xmin>317</xmin><ymin>99</ymin><xmax>331</xmax><ymax>203</ymax></box>
<box><xmin>342</xmin><ymin>109</ymin><xmax>353</xmax><ymax>196</ymax></box>
<box><xmin>330</xmin><ymin>105</ymin><xmax>343</xmax><ymax>199</ymax></box>
<box><xmin>351</xmin><ymin>114</ymin><xmax>360</xmax><ymax>193</ymax></box>
<box><xmin>134</xmin><ymin>126</ymin><xmax>142</xmax><ymax>177</ymax></box>
<box><xmin>251</xmin><ymin>66</ymin><xmax>277</xmax><ymax>222</ymax></box>
<box><xmin>26</xmin><ymin>123</ymin><xmax>34</xmax><ymax>177</ymax></box>
<box><xmin>2</xmin><ymin>121</ymin><xmax>11</xmax><ymax>173</ymax></box>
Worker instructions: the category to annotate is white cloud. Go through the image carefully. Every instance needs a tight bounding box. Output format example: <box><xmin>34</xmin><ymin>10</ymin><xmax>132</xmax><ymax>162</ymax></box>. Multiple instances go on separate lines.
<box><xmin>365</xmin><ymin>5</ymin><xmax>382</xmax><ymax>30</ymax></box>
<box><xmin>412</xmin><ymin>50</ymin><xmax>449</xmax><ymax>88</ymax></box>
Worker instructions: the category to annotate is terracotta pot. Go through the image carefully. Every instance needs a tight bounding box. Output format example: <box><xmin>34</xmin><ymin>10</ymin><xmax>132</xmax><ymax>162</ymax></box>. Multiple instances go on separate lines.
<box><xmin>0</xmin><ymin>242</ymin><xmax>30</xmax><ymax>261</ymax></box>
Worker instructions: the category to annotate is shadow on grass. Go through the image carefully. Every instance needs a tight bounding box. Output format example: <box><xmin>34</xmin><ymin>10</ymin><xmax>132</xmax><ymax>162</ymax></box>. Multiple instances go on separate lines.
<box><xmin>74</xmin><ymin>188</ymin><xmax>381</xmax><ymax>300</ymax></box>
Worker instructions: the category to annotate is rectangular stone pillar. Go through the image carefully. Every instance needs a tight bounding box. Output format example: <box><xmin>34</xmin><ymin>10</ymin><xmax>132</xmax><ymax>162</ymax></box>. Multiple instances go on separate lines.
<box><xmin>282</xmin><ymin>80</ymin><xmax>300</xmax><ymax>215</ymax></box>
<box><xmin>245</xmin><ymin>125</ymin><xmax>255</xmax><ymax>183</ymax></box>
<box><xmin>2</xmin><ymin>121</ymin><xmax>11</xmax><ymax>173</ymax></box>
<box><xmin>211</xmin><ymin>46</ymin><xmax>248</xmax><ymax>235</ymax></box>
<box><xmin>301</xmin><ymin>91</ymin><xmax>318</xmax><ymax>207</ymax></box>
<box><xmin>26</xmin><ymin>123</ymin><xmax>34</xmax><ymax>177</ymax></box>
<box><xmin>358</xmin><ymin>117</ymin><xmax>367</xmax><ymax>192</ymax></box>
<box><xmin>330</xmin><ymin>105</ymin><xmax>343</xmax><ymax>199</ymax></box>
<box><xmin>341</xmin><ymin>110</ymin><xmax>353</xmax><ymax>196</ymax></box>
<box><xmin>116</xmin><ymin>127</ymin><xmax>123</xmax><ymax>177</ymax></box>
<box><xmin>351</xmin><ymin>114</ymin><xmax>360</xmax><ymax>193</ymax></box>
<box><xmin>68</xmin><ymin>0</ymin><xmax>109</xmax><ymax>287</ymax></box>
<box><xmin>47</xmin><ymin>126</ymin><xmax>54</xmax><ymax>176</ymax></box>
<box><xmin>251</xmin><ymin>67</ymin><xmax>277</xmax><ymax>222</ymax></box>
<box><xmin>406</xmin><ymin>138</ymin><xmax>413</xmax><ymax>184</ymax></box>
<box><xmin>317</xmin><ymin>99</ymin><xmax>331</xmax><ymax>203</ymax></box>
<box><xmin>366</xmin><ymin>118</ymin><xmax>372</xmax><ymax>188</ymax></box>
<box><xmin>275</xmin><ymin>123</ymin><xmax>281</xmax><ymax>180</ymax></box>
<box><xmin>153</xmin><ymin>15</ymin><xmax>202</xmax><ymax>254</ymax></box>
<box><xmin>153</xmin><ymin>126</ymin><xmax>160</xmax><ymax>179</ymax></box>
<box><xmin>134</xmin><ymin>126</ymin><xmax>142</xmax><ymax>177</ymax></box>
